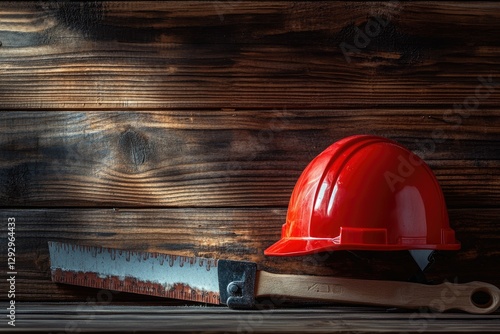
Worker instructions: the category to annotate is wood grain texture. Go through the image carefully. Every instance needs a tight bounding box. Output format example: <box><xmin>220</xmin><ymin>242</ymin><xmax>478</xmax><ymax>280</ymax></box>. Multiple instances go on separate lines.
<box><xmin>2</xmin><ymin>304</ymin><xmax>500</xmax><ymax>333</ymax></box>
<box><xmin>0</xmin><ymin>110</ymin><xmax>498</xmax><ymax>208</ymax></box>
<box><xmin>0</xmin><ymin>208</ymin><xmax>498</xmax><ymax>302</ymax></box>
<box><xmin>1</xmin><ymin>2</ymin><xmax>500</xmax><ymax>109</ymax></box>
<box><xmin>0</xmin><ymin>2</ymin><xmax>499</xmax><ymax>327</ymax></box>
<box><xmin>255</xmin><ymin>271</ymin><xmax>500</xmax><ymax>314</ymax></box>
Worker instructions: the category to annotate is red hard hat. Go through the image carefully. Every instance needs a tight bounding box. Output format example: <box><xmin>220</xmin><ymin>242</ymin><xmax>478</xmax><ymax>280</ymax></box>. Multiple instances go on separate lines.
<box><xmin>265</xmin><ymin>135</ymin><xmax>460</xmax><ymax>256</ymax></box>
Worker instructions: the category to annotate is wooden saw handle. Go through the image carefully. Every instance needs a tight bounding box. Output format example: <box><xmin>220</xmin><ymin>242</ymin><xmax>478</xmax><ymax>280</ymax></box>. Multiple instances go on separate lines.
<box><xmin>255</xmin><ymin>271</ymin><xmax>500</xmax><ymax>314</ymax></box>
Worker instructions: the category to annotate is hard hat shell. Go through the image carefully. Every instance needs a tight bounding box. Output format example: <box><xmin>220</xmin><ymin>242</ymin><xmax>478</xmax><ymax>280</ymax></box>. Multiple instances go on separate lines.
<box><xmin>265</xmin><ymin>135</ymin><xmax>460</xmax><ymax>256</ymax></box>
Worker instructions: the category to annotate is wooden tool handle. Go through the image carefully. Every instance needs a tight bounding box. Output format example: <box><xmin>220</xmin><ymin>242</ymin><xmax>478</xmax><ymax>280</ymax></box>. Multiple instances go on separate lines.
<box><xmin>255</xmin><ymin>271</ymin><xmax>500</xmax><ymax>314</ymax></box>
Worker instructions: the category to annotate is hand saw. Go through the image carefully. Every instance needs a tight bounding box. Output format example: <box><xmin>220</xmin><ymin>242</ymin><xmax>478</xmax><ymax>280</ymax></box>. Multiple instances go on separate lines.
<box><xmin>48</xmin><ymin>241</ymin><xmax>500</xmax><ymax>314</ymax></box>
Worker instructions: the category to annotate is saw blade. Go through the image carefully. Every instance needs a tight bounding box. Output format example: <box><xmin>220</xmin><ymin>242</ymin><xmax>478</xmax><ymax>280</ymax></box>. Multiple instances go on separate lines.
<box><xmin>48</xmin><ymin>241</ymin><xmax>221</xmax><ymax>304</ymax></box>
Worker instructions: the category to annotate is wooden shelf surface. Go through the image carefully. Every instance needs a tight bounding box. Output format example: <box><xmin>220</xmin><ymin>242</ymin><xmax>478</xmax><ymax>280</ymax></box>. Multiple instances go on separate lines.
<box><xmin>2</xmin><ymin>303</ymin><xmax>500</xmax><ymax>333</ymax></box>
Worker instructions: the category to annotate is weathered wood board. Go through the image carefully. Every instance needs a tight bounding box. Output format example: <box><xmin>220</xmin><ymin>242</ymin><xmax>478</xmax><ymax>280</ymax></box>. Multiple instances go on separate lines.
<box><xmin>0</xmin><ymin>208</ymin><xmax>498</xmax><ymax>302</ymax></box>
<box><xmin>0</xmin><ymin>2</ymin><xmax>500</xmax><ymax>109</ymax></box>
<box><xmin>0</xmin><ymin>110</ymin><xmax>498</xmax><ymax>207</ymax></box>
<box><xmin>0</xmin><ymin>1</ymin><xmax>499</xmax><ymax>331</ymax></box>
<box><xmin>4</xmin><ymin>304</ymin><xmax>500</xmax><ymax>333</ymax></box>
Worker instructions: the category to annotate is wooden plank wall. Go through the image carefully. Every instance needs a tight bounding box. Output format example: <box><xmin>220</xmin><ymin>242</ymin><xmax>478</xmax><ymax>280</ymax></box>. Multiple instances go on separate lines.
<box><xmin>0</xmin><ymin>1</ymin><xmax>499</xmax><ymax>303</ymax></box>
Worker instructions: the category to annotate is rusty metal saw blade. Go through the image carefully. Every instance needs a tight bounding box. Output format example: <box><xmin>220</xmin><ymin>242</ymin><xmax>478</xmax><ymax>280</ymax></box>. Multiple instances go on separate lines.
<box><xmin>48</xmin><ymin>241</ymin><xmax>225</xmax><ymax>305</ymax></box>
<box><xmin>48</xmin><ymin>242</ymin><xmax>500</xmax><ymax>313</ymax></box>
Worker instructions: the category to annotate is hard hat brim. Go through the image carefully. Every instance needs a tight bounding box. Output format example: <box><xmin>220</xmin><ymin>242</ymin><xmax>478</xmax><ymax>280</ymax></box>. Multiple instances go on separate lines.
<box><xmin>264</xmin><ymin>237</ymin><xmax>461</xmax><ymax>256</ymax></box>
